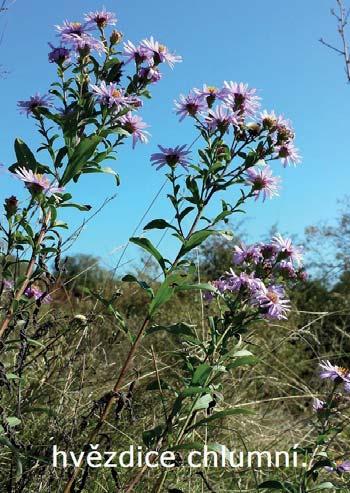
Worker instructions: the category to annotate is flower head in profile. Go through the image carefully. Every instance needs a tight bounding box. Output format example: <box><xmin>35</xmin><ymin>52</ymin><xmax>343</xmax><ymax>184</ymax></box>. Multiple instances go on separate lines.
<box><xmin>325</xmin><ymin>460</ymin><xmax>350</xmax><ymax>474</ymax></box>
<box><xmin>139</xmin><ymin>66</ymin><xmax>162</xmax><ymax>83</ymax></box>
<box><xmin>25</xmin><ymin>285</ymin><xmax>52</xmax><ymax>304</ymax></box>
<box><xmin>90</xmin><ymin>82</ymin><xmax>140</xmax><ymax>110</ymax></box>
<box><xmin>118</xmin><ymin>112</ymin><xmax>150</xmax><ymax>148</ymax></box>
<box><xmin>14</xmin><ymin>168</ymin><xmax>64</xmax><ymax>197</ymax></box>
<box><xmin>17</xmin><ymin>93</ymin><xmax>53</xmax><ymax>117</ymax></box>
<box><xmin>48</xmin><ymin>43</ymin><xmax>71</xmax><ymax>64</ymax></box>
<box><xmin>245</xmin><ymin>165</ymin><xmax>280</xmax><ymax>201</ymax></box>
<box><xmin>312</xmin><ymin>398</ymin><xmax>327</xmax><ymax>412</ymax></box>
<box><xmin>319</xmin><ymin>361</ymin><xmax>350</xmax><ymax>387</ymax></box>
<box><xmin>205</xmin><ymin>105</ymin><xmax>239</xmax><ymax>132</ymax></box>
<box><xmin>123</xmin><ymin>40</ymin><xmax>153</xmax><ymax>64</ymax></box>
<box><xmin>272</xmin><ymin>233</ymin><xmax>303</xmax><ymax>266</ymax></box>
<box><xmin>223</xmin><ymin>81</ymin><xmax>260</xmax><ymax>117</ymax></box>
<box><xmin>141</xmin><ymin>36</ymin><xmax>182</xmax><ymax>68</ymax></box>
<box><xmin>151</xmin><ymin>145</ymin><xmax>191</xmax><ymax>170</ymax></box>
<box><xmin>276</xmin><ymin>142</ymin><xmax>301</xmax><ymax>167</ymax></box>
<box><xmin>254</xmin><ymin>284</ymin><xmax>291</xmax><ymax>320</ymax></box>
<box><xmin>174</xmin><ymin>92</ymin><xmax>207</xmax><ymax>121</ymax></box>
<box><xmin>85</xmin><ymin>9</ymin><xmax>117</xmax><ymax>28</ymax></box>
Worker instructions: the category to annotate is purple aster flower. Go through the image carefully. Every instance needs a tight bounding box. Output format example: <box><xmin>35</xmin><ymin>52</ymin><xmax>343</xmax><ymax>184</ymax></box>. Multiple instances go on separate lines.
<box><xmin>254</xmin><ymin>284</ymin><xmax>291</xmax><ymax>320</ymax></box>
<box><xmin>312</xmin><ymin>398</ymin><xmax>327</xmax><ymax>412</ymax></box>
<box><xmin>272</xmin><ymin>233</ymin><xmax>303</xmax><ymax>267</ymax></box>
<box><xmin>14</xmin><ymin>168</ymin><xmax>64</xmax><ymax>197</ymax></box>
<box><xmin>225</xmin><ymin>269</ymin><xmax>265</xmax><ymax>293</ymax></box>
<box><xmin>84</xmin><ymin>9</ymin><xmax>117</xmax><ymax>28</ymax></box>
<box><xmin>260</xmin><ymin>243</ymin><xmax>278</xmax><ymax>260</ymax></box>
<box><xmin>56</xmin><ymin>20</ymin><xmax>94</xmax><ymax>40</ymax></box>
<box><xmin>194</xmin><ymin>85</ymin><xmax>228</xmax><ymax>105</ymax></box>
<box><xmin>233</xmin><ymin>244</ymin><xmax>262</xmax><ymax>265</ymax></box>
<box><xmin>259</xmin><ymin>110</ymin><xmax>291</xmax><ymax>132</ymax></box>
<box><xmin>17</xmin><ymin>93</ymin><xmax>53</xmax><ymax>117</ymax></box>
<box><xmin>118</xmin><ymin>112</ymin><xmax>150</xmax><ymax>148</ymax></box>
<box><xmin>205</xmin><ymin>105</ymin><xmax>239</xmax><ymax>132</ymax></box>
<box><xmin>150</xmin><ymin>145</ymin><xmax>191</xmax><ymax>170</ymax></box>
<box><xmin>48</xmin><ymin>43</ymin><xmax>71</xmax><ymax>64</ymax></box>
<box><xmin>245</xmin><ymin>165</ymin><xmax>280</xmax><ymax>201</ymax></box>
<box><xmin>25</xmin><ymin>285</ymin><xmax>52</xmax><ymax>304</ymax></box>
<box><xmin>325</xmin><ymin>460</ymin><xmax>350</xmax><ymax>474</ymax></box>
<box><xmin>141</xmin><ymin>36</ymin><xmax>182</xmax><ymax>68</ymax></box>
<box><xmin>139</xmin><ymin>66</ymin><xmax>162</xmax><ymax>83</ymax></box>
<box><xmin>90</xmin><ymin>82</ymin><xmax>140</xmax><ymax>110</ymax></box>
<box><xmin>123</xmin><ymin>40</ymin><xmax>153</xmax><ymax>64</ymax></box>
<box><xmin>68</xmin><ymin>34</ymin><xmax>106</xmax><ymax>54</ymax></box>
<box><xmin>174</xmin><ymin>92</ymin><xmax>207</xmax><ymax>121</ymax></box>
<box><xmin>275</xmin><ymin>142</ymin><xmax>301</xmax><ymax>167</ymax></box>
<box><xmin>223</xmin><ymin>81</ymin><xmax>261</xmax><ymax>117</ymax></box>
<box><xmin>278</xmin><ymin>260</ymin><xmax>297</xmax><ymax>280</ymax></box>
<box><xmin>319</xmin><ymin>361</ymin><xmax>350</xmax><ymax>385</ymax></box>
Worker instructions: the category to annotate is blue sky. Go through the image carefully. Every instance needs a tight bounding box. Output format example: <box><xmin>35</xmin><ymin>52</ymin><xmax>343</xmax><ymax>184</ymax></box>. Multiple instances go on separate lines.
<box><xmin>1</xmin><ymin>0</ymin><xmax>349</xmax><ymax>272</ymax></box>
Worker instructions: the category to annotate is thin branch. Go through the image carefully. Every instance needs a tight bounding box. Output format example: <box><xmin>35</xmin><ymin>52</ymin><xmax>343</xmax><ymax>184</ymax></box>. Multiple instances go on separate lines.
<box><xmin>320</xmin><ymin>0</ymin><xmax>350</xmax><ymax>82</ymax></box>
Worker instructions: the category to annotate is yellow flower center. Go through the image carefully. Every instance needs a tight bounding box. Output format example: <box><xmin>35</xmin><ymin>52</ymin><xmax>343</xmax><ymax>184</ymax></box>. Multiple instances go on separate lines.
<box><xmin>112</xmin><ymin>89</ymin><xmax>122</xmax><ymax>98</ymax></box>
<box><xmin>158</xmin><ymin>44</ymin><xmax>166</xmax><ymax>52</ymax></box>
<box><xmin>267</xmin><ymin>292</ymin><xmax>279</xmax><ymax>304</ymax></box>
<box><xmin>337</xmin><ymin>366</ymin><xmax>350</xmax><ymax>378</ymax></box>
<box><xmin>207</xmin><ymin>86</ymin><xmax>217</xmax><ymax>94</ymax></box>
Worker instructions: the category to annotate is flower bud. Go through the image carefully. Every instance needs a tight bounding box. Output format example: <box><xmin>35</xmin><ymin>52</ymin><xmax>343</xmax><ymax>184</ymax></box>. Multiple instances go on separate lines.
<box><xmin>4</xmin><ymin>196</ymin><xmax>18</xmax><ymax>217</ymax></box>
<box><xmin>110</xmin><ymin>30</ymin><xmax>123</xmax><ymax>45</ymax></box>
<box><xmin>246</xmin><ymin>122</ymin><xmax>261</xmax><ymax>136</ymax></box>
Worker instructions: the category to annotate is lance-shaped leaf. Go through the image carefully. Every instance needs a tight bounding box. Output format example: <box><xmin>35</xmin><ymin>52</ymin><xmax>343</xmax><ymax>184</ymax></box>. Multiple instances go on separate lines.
<box><xmin>60</xmin><ymin>135</ymin><xmax>101</xmax><ymax>186</ymax></box>
<box><xmin>9</xmin><ymin>138</ymin><xmax>49</xmax><ymax>174</ymax></box>
<box><xmin>130</xmin><ymin>237</ymin><xmax>167</xmax><ymax>274</ymax></box>
<box><xmin>179</xmin><ymin>229</ymin><xmax>217</xmax><ymax>256</ymax></box>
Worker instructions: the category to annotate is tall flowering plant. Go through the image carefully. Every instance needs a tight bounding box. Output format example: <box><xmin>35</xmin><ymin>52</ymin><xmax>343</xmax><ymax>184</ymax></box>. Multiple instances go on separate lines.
<box><xmin>62</xmin><ymin>81</ymin><xmax>304</xmax><ymax>490</ymax></box>
<box><xmin>0</xmin><ymin>9</ymin><xmax>181</xmax><ymax>340</ymax></box>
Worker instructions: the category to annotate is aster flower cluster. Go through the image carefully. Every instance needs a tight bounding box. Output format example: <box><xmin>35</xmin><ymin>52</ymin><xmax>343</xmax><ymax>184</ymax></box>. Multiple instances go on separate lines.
<box><xmin>17</xmin><ymin>9</ymin><xmax>182</xmax><ymax>154</ymax></box>
<box><xmin>204</xmin><ymin>234</ymin><xmax>305</xmax><ymax>321</ymax></box>
<box><xmin>173</xmin><ymin>81</ymin><xmax>300</xmax><ymax>169</ymax></box>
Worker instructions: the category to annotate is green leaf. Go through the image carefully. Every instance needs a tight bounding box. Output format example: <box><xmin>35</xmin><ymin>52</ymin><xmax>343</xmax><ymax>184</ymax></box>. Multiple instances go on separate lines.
<box><xmin>258</xmin><ymin>481</ymin><xmax>285</xmax><ymax>490</ymax></box>
<box><xmin>14</xmin><ymin>139</ymin><xmax>37</xmax><ymax>169</ymax></box>
<box><xmin>9</xmin><ymin>138</ymin><xmax>48</xmax><ymax>174</ymax></box>
<box><xmin>146</xmin><ymin>322</ymin><xmax>196</xmax><ymax>338</ymax></box>
<box><xmin>308</xmin><ymin>483</ymin><xmax>337</xmax><ymax>492</ymax></box>
<box><xmin>144</xmin><ymin>219</ymin><xmax>176</xmax><ymax>231</ymax></box>
<box><xmin>192</xmin><ymin>364</ymin><xmax>212</xmax><ymax>386</ymax></box>
<box><xmin>60</xmin><ymin>135</ymin><xmax>101</xmax><ymax>186</ymax></box>
<box><xmin>180</xmin><ymin>387</ymin><xmax>211</xmax><ymax>397</ymax></box>
<box><xmin>122</xmin><ymin>274</ymin><xmax>154</xmax><ymax>299</ymax></box>
<box><xmin>148</xmin><ymin>278</ymin><xmax>175</xmax><ymax>316</ymax></box>
<box><xmin>179</xmin><ymin>229</ymin><xmax>216</xmax><ymax>256</ymax></box>
<box><xmin>6</xmin><ymin>416</ymin><xmax>21</xmax><ymax>427</ymax></box>
<box><xmin>60</xmin><ymin>202</ymin><xmax>92</xmax><ymax>211</ymax></box>
<box><xmin>193</xmin><ymin>394</ymin><xmax>213</xmax><ymax>411</ymax></box>
<box><xmin>227</xmin><ymin>356</ymin><xmax>258</xmax><ymax>369</ymax></box>
<box><xmin>175</xmin><ymin>282</ymin><xmax>218</xmax><ymax>294</ymax></box>
<box><xmin>130</xmin><ymin>237</ymin><xmax>167</xmax><ymax>274</ymax></box>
